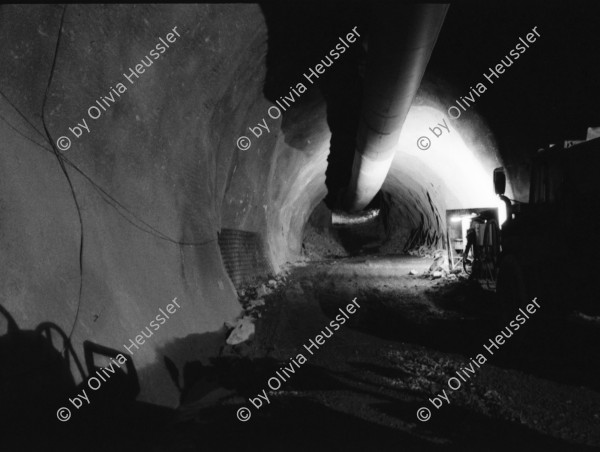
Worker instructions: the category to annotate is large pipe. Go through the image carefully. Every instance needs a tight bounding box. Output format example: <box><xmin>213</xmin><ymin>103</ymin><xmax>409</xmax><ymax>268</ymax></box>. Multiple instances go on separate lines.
<box><xmin>343</xmin><ymin>4</ymin><xmax>448</xmax><ymax>212</ymax></box>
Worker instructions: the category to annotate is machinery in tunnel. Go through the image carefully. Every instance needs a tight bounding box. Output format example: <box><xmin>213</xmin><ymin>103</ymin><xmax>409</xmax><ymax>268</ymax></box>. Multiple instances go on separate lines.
<box><xmin>446</xmin><ymin>207</ymin><xmax>500</xmax><ymax>282</ymax></box>
<box><xmin>495</xmin><ymin>137</ymin><xmax>600</xmax><ymax>319</ymax></box>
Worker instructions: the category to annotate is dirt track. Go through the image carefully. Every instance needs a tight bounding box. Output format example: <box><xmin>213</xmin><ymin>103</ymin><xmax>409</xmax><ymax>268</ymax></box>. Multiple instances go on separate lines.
<box><xmin>157</xmin><ymin>255</ymin><xmax>600</xmax><ymax>451</ymax></box>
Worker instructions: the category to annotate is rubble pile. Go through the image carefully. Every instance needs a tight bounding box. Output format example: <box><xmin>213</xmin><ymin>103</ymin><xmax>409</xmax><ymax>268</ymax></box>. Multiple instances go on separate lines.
<box><xmin>408</xmin><ymin>250</ymin><xmax>467</xmax><ymax>281</ymax></box>
<box><xmin>224</xmin><ymin>270</ymin><xmax>290</xmax><ymax>346</ymax></box>
<box><xmin>407</xmin><ymin>245</ymin><xmax>443</xmax><ymax>258</ymax></box>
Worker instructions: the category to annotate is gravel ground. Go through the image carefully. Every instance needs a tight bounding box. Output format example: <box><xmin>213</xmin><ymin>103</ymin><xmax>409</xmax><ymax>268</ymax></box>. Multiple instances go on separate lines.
<box><xmin>151</xmin><ymin>255</ymin><xmax>600</xmax><ymax>451</ymax></box>
<box><xmin>42</xmin><ymin>255</ymin><xmax>598</xmax><ymax>452</ymax></box>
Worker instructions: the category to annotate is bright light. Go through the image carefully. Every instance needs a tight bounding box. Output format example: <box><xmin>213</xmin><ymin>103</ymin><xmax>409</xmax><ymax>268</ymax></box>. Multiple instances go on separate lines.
<box><xmin>332</xmin><ymin>208</ymin><xmax>381</xmax><ymax>226</ymax></box>
<box><xmin>393</xmin><ymin>105</ymin><xmax>504</xmax><ymax>219</ymax></box>
<box><xmin>495</xmin><ymin>195</ymin><xmax>507</xmax><ymax>227</ymax></box>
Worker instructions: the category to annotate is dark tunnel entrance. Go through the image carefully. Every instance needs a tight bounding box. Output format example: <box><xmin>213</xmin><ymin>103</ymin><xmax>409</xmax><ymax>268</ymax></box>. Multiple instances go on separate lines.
<box><xmin>301</xmin><ymin>190</ymin><xmax>446</xmax><ymax>259</ymax></box>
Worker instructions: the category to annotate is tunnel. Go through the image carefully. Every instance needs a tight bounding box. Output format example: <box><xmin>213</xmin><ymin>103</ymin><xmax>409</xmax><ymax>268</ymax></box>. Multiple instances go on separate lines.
<box><xmin>1</xmin><ymin>3</ymin><xmax>600</xmax><ymax>452</ymax></box>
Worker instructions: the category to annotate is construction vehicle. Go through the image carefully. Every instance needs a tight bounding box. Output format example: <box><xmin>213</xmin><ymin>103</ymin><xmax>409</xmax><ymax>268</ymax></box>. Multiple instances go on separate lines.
<box><xmin>494</xmin><ymin>138</ymin><xmax>600</xmax><ymax>320</ymax></box>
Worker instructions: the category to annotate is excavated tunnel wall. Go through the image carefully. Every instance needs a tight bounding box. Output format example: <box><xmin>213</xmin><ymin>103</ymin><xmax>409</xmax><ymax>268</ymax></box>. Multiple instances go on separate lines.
<box><xmin>301</xmin><ymin>80</ymin><xmax>503</xmax><ymax>260</ymax></box>
<box><xmin>0</xmin><ymin>4</ymin><xmax>502</xmax><ymax>408</ymax></box>
<box><xmin>0</xmin><ymin>4</ymin><xmax>332</xmax><ymax>407</ymax></box>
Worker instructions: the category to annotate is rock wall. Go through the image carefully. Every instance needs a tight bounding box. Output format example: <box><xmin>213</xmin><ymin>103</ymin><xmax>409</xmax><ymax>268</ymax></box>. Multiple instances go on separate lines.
<box><xmin>0</xmin><ymin>4</ymin><xmax>505</xmax><ymax>409</ymax></box>
<box><xmin>0</xmin><ymin>4</ymin><xmax>328</xmax><ymax>407</ymax></box>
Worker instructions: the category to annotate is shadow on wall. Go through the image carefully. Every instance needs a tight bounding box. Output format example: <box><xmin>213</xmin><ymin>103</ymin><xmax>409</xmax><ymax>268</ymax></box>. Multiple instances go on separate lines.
<box><xmin>0</xmin><ymin>302</ymin><xmax>249</xmax><ymax>431</ymax></box>
<box><xmin>0</xmin><ymin>303</ymin><xmax>173</xmax><ymax>449</ymax></box>
<box><xmin>0</xmin><ymin>304</ymin><xmax>81</xmax><ymax>429</ymax></box>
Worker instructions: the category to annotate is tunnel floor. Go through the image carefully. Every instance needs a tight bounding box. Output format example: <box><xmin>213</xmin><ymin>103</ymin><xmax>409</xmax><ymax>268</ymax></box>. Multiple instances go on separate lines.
<box><xmin>34</xmin><ymin>256</ymin><xmax>600</xmax><ymax>452</ymax></box>
<box><xmin>161</xmin><ymin>255</ymin><xmax>600</xmax><ymax>451</ymax></box>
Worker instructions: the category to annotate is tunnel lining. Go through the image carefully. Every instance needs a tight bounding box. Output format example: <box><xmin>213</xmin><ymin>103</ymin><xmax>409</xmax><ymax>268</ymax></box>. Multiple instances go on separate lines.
<box><xmin>218</xmin><ymin>229</ymin><xmax>273</xmax><ymax>288</ymax></box>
